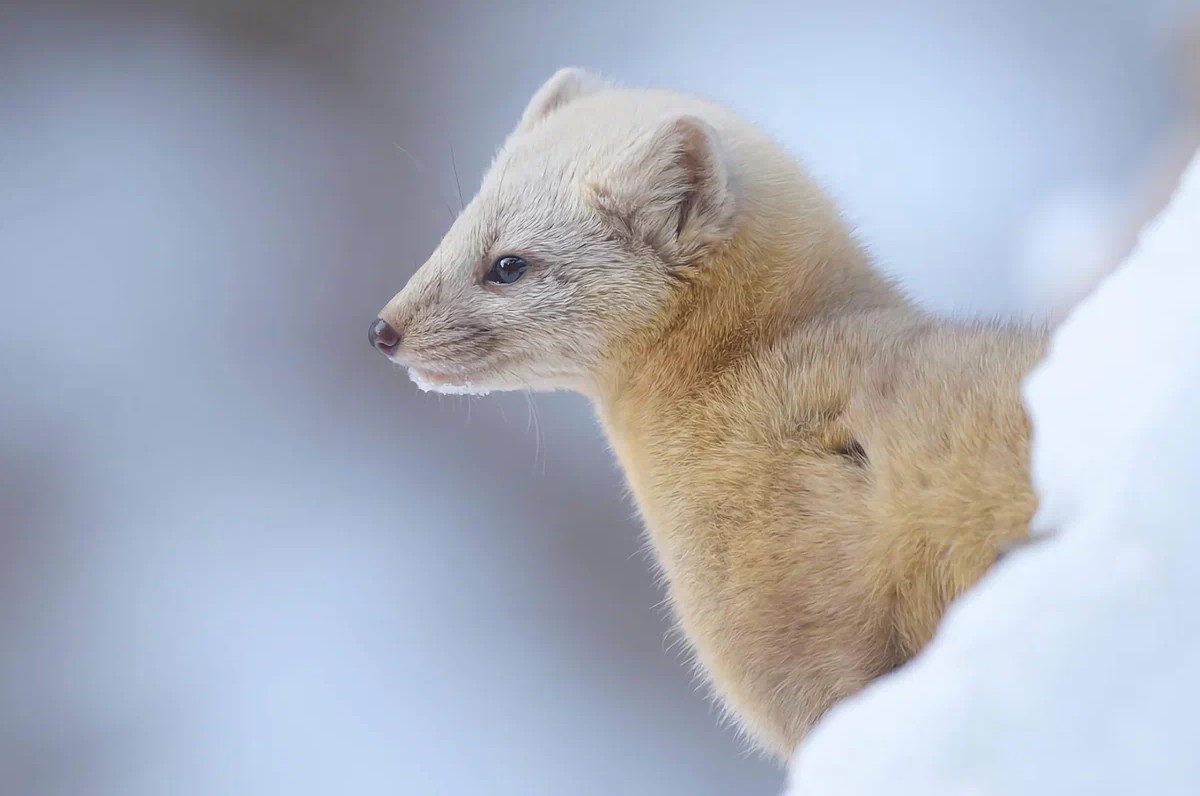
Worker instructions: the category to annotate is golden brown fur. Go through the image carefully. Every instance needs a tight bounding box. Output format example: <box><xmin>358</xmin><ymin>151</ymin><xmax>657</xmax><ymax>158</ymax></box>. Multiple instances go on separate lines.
<box><xmin>372</xmin><ymin>68</ymin><xmax>1047</xmax><ymax>759</ymax></box>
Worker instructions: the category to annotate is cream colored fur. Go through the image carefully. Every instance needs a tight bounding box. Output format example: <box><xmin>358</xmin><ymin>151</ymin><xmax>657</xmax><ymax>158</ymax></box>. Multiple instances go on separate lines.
<box><xmin>375</xmin><ymin>68</ymin><xmax>1046</xmax><ymax>759</ymax></box>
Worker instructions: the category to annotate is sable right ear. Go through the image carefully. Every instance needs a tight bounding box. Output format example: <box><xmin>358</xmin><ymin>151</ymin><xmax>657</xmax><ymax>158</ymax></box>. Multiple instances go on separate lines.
<box><xmin>517</xmin><ymin>67</ymin><xmax>607</xmax><ymax>132</ymax></box>
<box><xmin>586</xmin><ymin>114</ymin><xmax>739</xmax><ymax>266</ymax></box>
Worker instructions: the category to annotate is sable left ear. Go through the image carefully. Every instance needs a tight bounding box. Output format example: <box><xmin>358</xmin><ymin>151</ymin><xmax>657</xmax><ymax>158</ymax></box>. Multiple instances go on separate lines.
<box><xmin>517</xmin><ymin>67</ymin><xmax>608</xmax><ymax>132</ymax></box>
<box><xmin>587</xmin><ymin>114</ymin><xmax>739</xmax><ymax>265</ymax></box>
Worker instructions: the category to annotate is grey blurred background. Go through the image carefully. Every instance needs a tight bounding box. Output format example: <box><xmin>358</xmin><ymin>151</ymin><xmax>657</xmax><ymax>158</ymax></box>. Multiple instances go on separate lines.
<box><xmin>1</xmin><ymin>1</ymin><xmax>1193</xmax><ymax>794</ymax></box>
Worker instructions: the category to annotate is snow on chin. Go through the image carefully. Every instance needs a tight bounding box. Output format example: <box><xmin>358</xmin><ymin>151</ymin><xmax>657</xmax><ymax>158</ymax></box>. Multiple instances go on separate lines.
<box><xmin>406</xmin><ymin>368</ymin><xmax>492</xmax><ymax>396</ymax></box>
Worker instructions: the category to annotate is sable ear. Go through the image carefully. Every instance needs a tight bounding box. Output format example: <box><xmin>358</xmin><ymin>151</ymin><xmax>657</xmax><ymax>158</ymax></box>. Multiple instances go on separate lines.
<box><xmin>517</xmin><ymin>67</ymin><xmax>607</xmax><ymax>131</ymax></box>
<box><xmin>587</xmin><ymin>114</ymin><xmax>738</xmax><ymax>265</ymax></box>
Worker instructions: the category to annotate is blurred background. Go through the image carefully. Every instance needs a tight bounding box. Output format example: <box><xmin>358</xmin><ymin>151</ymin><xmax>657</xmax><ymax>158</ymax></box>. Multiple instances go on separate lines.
<box><xmin>1</xmin><ymin>1</ymin><xmax>1196</xmax><ymax>794</ymax></box>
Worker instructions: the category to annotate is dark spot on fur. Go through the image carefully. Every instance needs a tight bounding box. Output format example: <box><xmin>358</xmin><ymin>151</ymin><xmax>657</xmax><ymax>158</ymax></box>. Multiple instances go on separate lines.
<box><xmin>548</xmin><ymin>268</ymin><xmax>580</xmax><ymax>287</ymax></box>
<box><xmin>835</xmin><ymin>439</ymin><xmax>868</xmax><ymax>467</ymax></box>
<box><xmin>434</xmin><ymin>322</ymin><xmax>499</xmax><ymax>359</ymax></box>
<box><xmin>819</xmin><ymin>402</ymin><xmax>845</xmax><ymax>423</ymax></box>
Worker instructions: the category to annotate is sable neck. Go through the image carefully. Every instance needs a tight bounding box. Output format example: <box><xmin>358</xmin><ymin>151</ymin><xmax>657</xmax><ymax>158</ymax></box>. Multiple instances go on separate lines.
<box><xmin>591</xmin><ymin>183</ymin><xmax>909</xmax><ymax>418</ymax></box>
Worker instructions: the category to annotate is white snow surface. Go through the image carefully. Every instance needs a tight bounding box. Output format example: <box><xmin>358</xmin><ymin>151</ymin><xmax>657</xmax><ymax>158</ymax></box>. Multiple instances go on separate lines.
<box><xmin>786</xmin><ymin>150</ymin><xmax>1200</xmax><ymax>795</ymax></box>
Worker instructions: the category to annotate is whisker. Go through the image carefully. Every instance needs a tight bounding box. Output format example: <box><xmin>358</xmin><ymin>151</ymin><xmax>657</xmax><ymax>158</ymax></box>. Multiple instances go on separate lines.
<box><xmin>522</xmin><ymin>392</ymin><xmax>537</xmax><ymax>471</ymax></box>
<box><xmin>450</xmin><ymin>143</ymin><xmax>466</xmax><ymax>212</ymax></box>
<box><xmin>536</xmin><ymin>400</ymin><xmax>546</xmax><ymax>475</ymax></box>
<box><xmin>524</xmin><ymin>390</ymin><xmax>546</xmax><ymax>475</ymax></box>
<box><xmin>394</xmin><ymin>143</ymin><xmax>458</xmax><ymax>223</ymax></box>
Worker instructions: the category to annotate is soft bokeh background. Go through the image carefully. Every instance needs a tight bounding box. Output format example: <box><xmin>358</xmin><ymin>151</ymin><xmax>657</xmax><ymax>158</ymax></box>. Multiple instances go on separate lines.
<box><xmin>1</xmin><ymin>1</ymin><xmax>1194</xmax><ymax>794</ymax></box>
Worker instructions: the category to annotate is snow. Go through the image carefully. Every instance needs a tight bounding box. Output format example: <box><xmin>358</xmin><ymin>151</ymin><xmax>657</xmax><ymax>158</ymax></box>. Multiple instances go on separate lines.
<box><xmin>785</xmin><ymin>149</ymin><xmax>1200</xmax><ymax>795</ymax></box>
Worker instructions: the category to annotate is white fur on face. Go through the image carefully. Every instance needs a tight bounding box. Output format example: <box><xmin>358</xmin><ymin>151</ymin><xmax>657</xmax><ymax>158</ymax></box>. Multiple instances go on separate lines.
<box><xmin>376</xmin><ymin>69</ymin><xmax>740</xmax><ymax>396</ymax></box>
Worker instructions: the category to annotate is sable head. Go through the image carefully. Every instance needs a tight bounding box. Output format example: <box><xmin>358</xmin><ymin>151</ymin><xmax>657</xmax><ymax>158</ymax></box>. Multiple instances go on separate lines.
<box><xmin>371</xmin><ymin>67</ymin><xmax>741</xmax><ymax>395</ymax></box>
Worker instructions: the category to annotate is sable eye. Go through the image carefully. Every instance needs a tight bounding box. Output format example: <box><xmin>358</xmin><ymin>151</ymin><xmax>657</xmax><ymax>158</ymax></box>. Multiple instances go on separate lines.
<box><xmin>485</xmin><ymin>255</ymin><xmax>528</xmax><ymax>285</ymax></box>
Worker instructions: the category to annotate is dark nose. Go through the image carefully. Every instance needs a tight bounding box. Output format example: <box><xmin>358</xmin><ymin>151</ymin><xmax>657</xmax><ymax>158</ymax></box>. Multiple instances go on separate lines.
<box><xmin>369</xmin><ymin>318</ymin><xmax>401</xmax><ymax>355</ymax></box>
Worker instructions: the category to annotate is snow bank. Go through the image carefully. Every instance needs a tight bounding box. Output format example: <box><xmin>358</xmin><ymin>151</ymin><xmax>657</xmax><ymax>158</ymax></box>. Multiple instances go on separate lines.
<box><xmin>785</xmin><ymin>149</ymin><xmax>1200</xmax><ymax>795</ymax></box>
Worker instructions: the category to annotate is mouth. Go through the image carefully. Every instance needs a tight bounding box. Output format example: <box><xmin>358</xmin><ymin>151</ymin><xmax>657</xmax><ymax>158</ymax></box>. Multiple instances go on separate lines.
<box><xmin>405</xmin><ymin>366</ymin><xmax>494</xmax><ymax>396</ymax></box>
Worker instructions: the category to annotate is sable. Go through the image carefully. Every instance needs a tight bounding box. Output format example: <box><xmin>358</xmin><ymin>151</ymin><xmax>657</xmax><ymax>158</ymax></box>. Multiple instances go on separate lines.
<box><xmin>372</xmin><ymin>68</ymin><xmax>1046</xmax><ymax>760</ymax></box>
